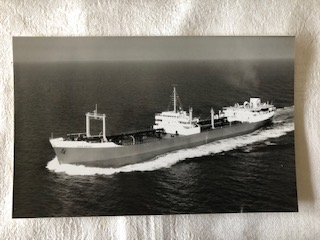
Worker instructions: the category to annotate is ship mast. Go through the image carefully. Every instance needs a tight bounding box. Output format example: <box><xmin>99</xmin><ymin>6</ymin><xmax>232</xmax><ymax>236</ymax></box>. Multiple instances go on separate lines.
<box><xmin>86</xmin><ymin>105</ymin><xmax>107</xmax><ymax>142</ymax></box>
<box><xmin>168</xmin><ymin>85</ymin><xmax>183</xmax><ymax>112</ymax></box>
<box><xmin>211</xmin><ymin>108</ymin><xmax>215</xmax><ymax>129</ymax></box>
<box><xmin>173</xmin><ymin>86</ymin><xmax>177</xmax><ymax>113</ymax></box>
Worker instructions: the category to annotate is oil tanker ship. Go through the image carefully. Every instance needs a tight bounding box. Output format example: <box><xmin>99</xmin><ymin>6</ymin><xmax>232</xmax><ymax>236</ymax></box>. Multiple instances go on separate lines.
<box><xmin>50</xmin><ymin>87</ymin><xmax>275</xmax><ymax>168</ymax></box>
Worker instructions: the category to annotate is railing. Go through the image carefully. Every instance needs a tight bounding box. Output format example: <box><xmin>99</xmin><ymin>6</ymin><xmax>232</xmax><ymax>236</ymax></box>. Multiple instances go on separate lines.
<box><xmin>67</xmin><ymin>132</ymin><xmax>86</xmax><ymax>137</ymax></box>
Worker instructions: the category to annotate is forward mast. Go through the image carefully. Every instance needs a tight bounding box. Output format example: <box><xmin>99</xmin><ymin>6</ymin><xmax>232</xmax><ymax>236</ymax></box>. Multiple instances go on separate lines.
<box><xmin>85</xmin><ymin>104</ymin><xmax>107</xmax><ymax>142</ymax></box>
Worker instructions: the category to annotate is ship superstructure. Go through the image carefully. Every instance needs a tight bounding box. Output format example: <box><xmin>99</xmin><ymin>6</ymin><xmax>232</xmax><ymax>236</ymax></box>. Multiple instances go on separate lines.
<box><xmin>49</xmin><ymin>86</ymin><xmax>275</xmax><ymax>168</ymax></box>
<box><xmin>153</xmin><ymin>86</ymin><xmax>200</xmax><ymax>135</ymax></box>
<box><xmin>223</xmin><ymin>98</ymin><xmax>275</xmax><ymax>123</ymax></box>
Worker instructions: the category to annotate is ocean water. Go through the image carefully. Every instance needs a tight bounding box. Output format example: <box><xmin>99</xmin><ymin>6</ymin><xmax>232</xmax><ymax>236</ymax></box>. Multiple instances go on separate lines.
<box><xmin>13</xmin><ymin>60</ymin><xmax>297</xmax><ymax>217</ymax></box>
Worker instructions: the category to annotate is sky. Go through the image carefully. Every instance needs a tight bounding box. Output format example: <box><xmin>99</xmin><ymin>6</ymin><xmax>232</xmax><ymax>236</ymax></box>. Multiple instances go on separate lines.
<box><xmin>13</xmin><ymin>36</ymin><xmax>295</xmax><ymax>63</ymax></box>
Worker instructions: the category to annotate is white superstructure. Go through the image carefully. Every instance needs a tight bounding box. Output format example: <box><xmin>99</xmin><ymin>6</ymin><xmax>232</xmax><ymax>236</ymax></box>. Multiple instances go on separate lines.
<box><xmin>223</xmin><ymin>98</ymin><xmax>275</xmax><ymax>123</ymax></box>
<box><xmin>153</xmin><ymin>86</ymin><xmax>201</xmax><ymax>135</ymax></box>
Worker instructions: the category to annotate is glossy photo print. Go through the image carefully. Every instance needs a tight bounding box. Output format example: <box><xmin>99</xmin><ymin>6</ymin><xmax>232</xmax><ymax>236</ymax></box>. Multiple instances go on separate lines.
<box><xmin>13</xmin><ymin>36</ymin><xmax>297</xmax><ymax>218</ymax></box>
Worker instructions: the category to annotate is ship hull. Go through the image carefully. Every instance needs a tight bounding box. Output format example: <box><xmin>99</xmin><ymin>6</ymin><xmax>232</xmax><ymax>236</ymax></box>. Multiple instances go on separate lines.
<box><xmin>51</xmin><ymin>118</ymin><xmax>272</xmax><ymax>168</ymax></box>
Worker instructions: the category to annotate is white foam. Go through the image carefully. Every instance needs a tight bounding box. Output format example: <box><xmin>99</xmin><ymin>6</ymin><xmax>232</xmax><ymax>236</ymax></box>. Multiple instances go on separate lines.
<box><xmin>46</xmin><ymin>106</ymin><xmax>294</xmax><ymax>176</ymax></box>
<box><xmin>273</xmin><ymin>106</ymin><xmax>294</xmax><ymax>122</ymax></box>
<box><xmin>264</xmin><ymin>141</ymin><xmax>277</xmax><ymax>146</ymax></box>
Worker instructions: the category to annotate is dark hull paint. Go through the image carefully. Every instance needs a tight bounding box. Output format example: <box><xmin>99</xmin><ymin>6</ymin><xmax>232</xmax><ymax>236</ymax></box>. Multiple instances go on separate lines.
<box><xmin>53</xmin><ymin>119</ymin><xmax>272</xmax><ymax>168</ymax></box>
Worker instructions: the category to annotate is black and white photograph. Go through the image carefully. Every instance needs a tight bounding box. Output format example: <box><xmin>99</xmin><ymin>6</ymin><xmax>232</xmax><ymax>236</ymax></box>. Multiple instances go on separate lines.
<box><xmin>13</xmin><ymin>36</ymin><xmax>297</xmax><ymax>218</ymax></box>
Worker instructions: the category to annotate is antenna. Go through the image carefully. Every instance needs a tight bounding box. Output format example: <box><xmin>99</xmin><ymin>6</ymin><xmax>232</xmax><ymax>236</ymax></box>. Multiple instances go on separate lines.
<box><xmin>173</xmin><ymin>85</ymin><xmax>177</xmax><ymax>113</ymax></box>
<box><xmin>167</xmin><ymin>84</ymin><xmax>183</xmax><ymax>112</ymax></box>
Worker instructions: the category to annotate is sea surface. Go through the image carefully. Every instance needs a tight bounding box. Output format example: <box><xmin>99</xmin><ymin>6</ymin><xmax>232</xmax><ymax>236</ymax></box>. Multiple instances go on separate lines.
<box><xmin>13</xmin><ymin>60</ymin><xmax>297</xmax><ymax>218</ymax></box>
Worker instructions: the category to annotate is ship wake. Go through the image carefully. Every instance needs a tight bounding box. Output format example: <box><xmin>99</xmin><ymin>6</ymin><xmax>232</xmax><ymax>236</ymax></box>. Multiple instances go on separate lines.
<box><xmin>46</xmin><ymin>106</ymin><xmax>294</xmax><ymax>176</ymax></box>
